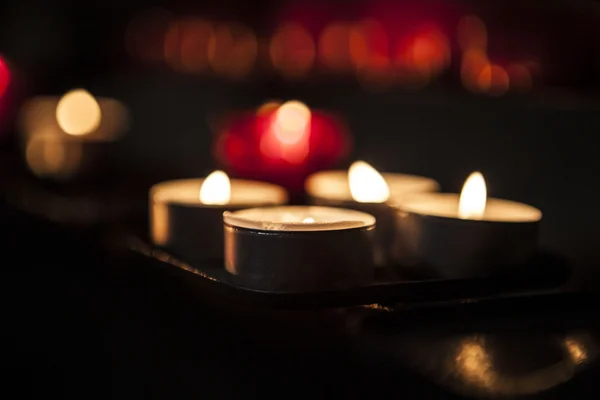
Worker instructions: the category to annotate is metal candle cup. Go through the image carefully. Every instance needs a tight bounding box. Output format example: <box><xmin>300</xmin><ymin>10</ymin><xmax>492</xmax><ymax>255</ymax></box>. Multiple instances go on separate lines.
<box><xmin>224</xmin><ymin>206</ymin><xmax>376</xmax><ymax>292</ymax></box>
<box><xmin>150</xmin><ymin>176</ymin><xmax>287</xmax><ymax>264</ymax></box>
<box><xmin>394</xmin><ymin>193</ymin><xmax>542</xmax><ymax>278</ymax></box>
<box><xmin>305</xmin><ymin>165</ymin><xmax>439</xmax><ymax>266</ymax></box>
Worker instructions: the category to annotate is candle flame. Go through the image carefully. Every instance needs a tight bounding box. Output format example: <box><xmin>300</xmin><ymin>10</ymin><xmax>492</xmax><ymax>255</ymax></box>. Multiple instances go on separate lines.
<box><xmin>348</xmin><ymin>161</ymin><xmax>390</xmax><ymax>203</ymax></box>
<box><xmin>302</xmin><ymin>217</ymin><xmax>315</xmax><ymax>223</ymax></box>
<box><xmin>458</xmin><ymin>171</ymin><xmax>487</xmax><ymax>219</ymax></box>
<box><xmin>56</xmin><ymin>89</ymin><xmax>102</xmax><ymax>136</ymax></box>
<box><xmin>273</xmin><ymin>100</ymin><xmax>311</xmax><ymax>144</ymax></box>
<box><xmin>199</xmin><ymin>170</ymin><xmax>231</xmax><ymax>204</ymax></box>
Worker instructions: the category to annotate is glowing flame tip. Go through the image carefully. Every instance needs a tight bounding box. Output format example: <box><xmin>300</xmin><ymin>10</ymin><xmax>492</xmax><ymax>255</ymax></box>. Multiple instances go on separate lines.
<box><xmin>458</xmin><ymin>171</ymin><xmax>487</xmax><ymax>219</ymax></box>
<box><xmin>200</xmin><ymin>170</ymin><xmax>231</xmax><ymax>204</ymax></box>
<box><xmin>348</xmin><ymin>161</ymin><xmax>390</xmax><ymax>203</ymax></box>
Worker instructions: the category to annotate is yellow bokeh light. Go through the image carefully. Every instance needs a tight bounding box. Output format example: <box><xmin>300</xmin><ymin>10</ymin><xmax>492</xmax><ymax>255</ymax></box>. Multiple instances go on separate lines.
<box><xmin>25</xmin><ymin>132</ymin><xmax>83</xmax><ymax>178</ymax></box>
<box><xmin>273</xmin><ymin>100</ymin><xmax>311</xmax><ymax>144</ymax></box>
<box><xmin>56</xmin><ymin>89</ymin><xmax>102</xmax><ymax>136</ymax></box>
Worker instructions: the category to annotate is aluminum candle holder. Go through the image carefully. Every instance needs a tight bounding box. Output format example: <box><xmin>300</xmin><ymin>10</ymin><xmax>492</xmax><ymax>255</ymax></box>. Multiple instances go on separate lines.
<box><xmin>223</xmin><ymin>206</ymin><xmax>376</xmax><ymax>292</ymax></box>
<box><xmin>132</xmin><ymin>237</ymin><xmax>570</xmax><ymax>309</ymax></box>
<box><xmin>305</xmin><ymin>162</ymin><xmax>439</xmax><ymax>266</ymax></box>
<box><xmin>150</xmin><ymin>175</ymin><xmax>287</xmax><ymax>264</ymax></box>
<box><xmin>394</xmin><ymin>193</ymin><xmax>542</xmax><ymax>279</ymax></box>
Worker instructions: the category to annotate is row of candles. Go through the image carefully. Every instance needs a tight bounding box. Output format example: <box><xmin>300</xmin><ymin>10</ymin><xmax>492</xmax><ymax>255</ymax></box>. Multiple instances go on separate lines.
<box><xmin>150</xmin><ymin>163</ymin><xmax>541</xmax><ymax>292</ymax></box>
<box><xmin>13</xmin><ymin>88</ymin><xmax>541</xmax><ymax>292</ymax></box>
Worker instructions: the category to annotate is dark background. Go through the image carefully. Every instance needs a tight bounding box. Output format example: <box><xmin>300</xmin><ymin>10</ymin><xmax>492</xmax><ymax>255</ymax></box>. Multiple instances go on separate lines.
<box><xmin>2</xmin><ymin>0</ymin><xmax>599</xmax><ymax>273</ymax></box>
<box><xmin>1</xmin><ymin>1</ymin><xmax>600</xmax><ymax>398</ymax></box>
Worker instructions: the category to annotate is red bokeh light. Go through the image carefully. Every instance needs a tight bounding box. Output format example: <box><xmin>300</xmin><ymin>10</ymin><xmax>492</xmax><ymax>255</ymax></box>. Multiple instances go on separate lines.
<box><xmin>0</xmin><ymin>56</ymin><xmax>10</xmax><ymax>99</ymax></box>
<box><xmin>0</xmin><ymin>55</ymin><xmax>12</xmax><ymax>139</ymax></box>
<box><xmin>318</xmin><ymin>22</ymin><xmax>353</xmax><ymax>71</ymax></box>
<box><xmin>214</xmin><ymin>104</ymin><xmax>350</xmax><ymax>195</ymax></box>
<box><xmin>270</xmin><ymin>23</ymin><xmax>315</xmax><ymax>78</ymax></box>
<box><xmin>394</xmin><ymin>26</ymin><xmax>450</xmax><ymax>85</ymax></box>
<box><xmin>507</xmin><ymin>63</ymin><xmax>533</xmax><ymax>92</ymax></box>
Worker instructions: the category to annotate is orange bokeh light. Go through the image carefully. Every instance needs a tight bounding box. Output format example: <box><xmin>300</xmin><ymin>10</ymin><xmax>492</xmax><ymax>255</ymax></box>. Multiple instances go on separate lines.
<box><xmin>396</xmin><ymin>28</ymin><xmax>450</xmax><ymax>85</ymax></box>
<box><xmin>164</xmin><ymin>19</ymin><xmax>215</xmax><ymax>72</ymax></box>
<box><xmin>508</xmin><ymin>64</ymin><xmax>533</xmax><ymax>92</ymax></box>
<box><xmin>318</xmin><ymin>22</ymin><xmax>352</xmax><ymax>71</ymax></box>
<box><xmin>350</xmin><ymin>19</ymin><xmax>394</xmax><ymax>90</ymax></box>
<box><xmin>461</xmin><ymin>49</ymin><xmax>490</xmax><ymax>93</ymax></box>
<box><xmin>457</xmin><ymin>15</ymin><xmax>487</xmax><ymax>52</ymax></box>
<box><xmin>349</xmin><ymin>19</ymin><xmax>390</xmax><ymax>71</ymax></box>
<box><xmin>478</xmin><ymin>64</ymin><xmax>509</xmax><ymax>96</ymax></box>
<box><xmin>208</xmin><ymin>23</ymin><xmax>257</xmax><ymax>79</ymax></box>
<box><xmin>179</xmin><ymin>19</ymin><xmax>214</xmax><ymax>73</ymax></box>
<box><xmin>270</xmin><ymin>23</ymin><xmax>315</xmax><ymax>78</ymax></box>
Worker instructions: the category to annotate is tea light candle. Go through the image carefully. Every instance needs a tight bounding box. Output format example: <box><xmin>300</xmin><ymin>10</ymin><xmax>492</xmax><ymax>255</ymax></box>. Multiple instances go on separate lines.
<box><xmin>305</xmin><ymin>161</ymin><xmax>439</xmax><ymax>266</ymax></box>
<box><xmin>394</xmin><ymin>172</ymin><xmax>542</xmax><ymax>278</ymax></box>
<box><xmin>150</xmin><ymin>171</ymin><xmax>288</xmax><ymax>264</ymax></box>
<box><xmin>214</xmin><ymin>100</ymin><xmax>350</xmax><ymax>197</ymax></box>
<box><xmin>224</xmin><ymin>206</ymin><xmax>376</xmax><ymax>292</ymax></box>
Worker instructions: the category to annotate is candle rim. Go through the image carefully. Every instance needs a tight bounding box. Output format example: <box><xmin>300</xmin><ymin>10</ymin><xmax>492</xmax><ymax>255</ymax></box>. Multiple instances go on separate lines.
<box><xmin>398</xmin><ymin>192</ymin><xmax>542</xmax><ymax>223</ymax></box>
<box><xmin>150</xmin><ymin>178</ymin><xmax>288</xmax><ymax>205</ymax></box>
<box><xmin>224</xmin><ymin>206</ymin><xmax>376</xmax><ymax>232</ymax></box>
<box><xmin>305</xmin><ymin>170</ymin><xmax>440</xmax><ymax>201</ymax></box>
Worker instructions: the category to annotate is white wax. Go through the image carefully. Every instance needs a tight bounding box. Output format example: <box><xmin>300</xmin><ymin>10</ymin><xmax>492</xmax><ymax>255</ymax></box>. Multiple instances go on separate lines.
<box><xmin>400</xmin><ymin>193</ymin><xmax>542</xmax><ymax>222</ymax></box>
<box><xmin>224</xmin><ymin>206</ymin><xmax>376</xmax><ymax>232</ymax></box>
<box><xmin>305</xmin><ymin>170</ymin><xmax>439</xmax><ymax>202</ymax></box>
<box><xmin>151</xmin><ymin>179</ymin><xmax>288</xmax><ymax>206</ymax></box>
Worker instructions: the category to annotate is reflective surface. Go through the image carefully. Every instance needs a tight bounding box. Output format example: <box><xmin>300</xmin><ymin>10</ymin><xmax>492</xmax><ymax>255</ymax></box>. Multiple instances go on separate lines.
<box><xmin>3</xmin><ymin>203</ymin><xmax>599</xmax><ymax>399</ymax></box>
<box><xmin>356</xmin><ymin>302</ymin><xmax>600</xmax><ymax>398</ymax></box>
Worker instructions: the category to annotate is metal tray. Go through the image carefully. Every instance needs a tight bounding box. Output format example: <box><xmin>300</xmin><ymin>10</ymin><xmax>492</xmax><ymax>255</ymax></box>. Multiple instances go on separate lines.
<box><xmin>129</xmin><ymin>236</ymin><xmax>571</xmax><ymax>310</ymax></box>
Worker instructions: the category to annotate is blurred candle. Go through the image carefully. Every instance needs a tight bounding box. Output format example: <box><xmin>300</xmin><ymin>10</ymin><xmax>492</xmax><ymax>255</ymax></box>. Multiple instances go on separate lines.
<box><xmin>305</xmin><ymin>161</ymin><xmax>439</xmax><ymax>266</ymax></box>
<box><xmin>395</xmin><ymin>171</ymin><xmax>542</xmax><ymax>278</ymax></box>
<box><xmin>214</xmin><ymin>100</ymin><xmax>350</xmax><ymax>197</ymax></box>
<box><xmin>150</xmin><ymin>171</ymin><xmax>288</xmax><ymax>264</ymax></box>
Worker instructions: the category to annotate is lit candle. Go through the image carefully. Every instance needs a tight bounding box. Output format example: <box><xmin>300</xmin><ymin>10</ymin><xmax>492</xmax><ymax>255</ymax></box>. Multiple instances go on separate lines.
<box><xmin>395</xmin><ymin>172</ymin><xmax>542</xmax><ymax>278</ymax></box>
<box><xmin>224</xmin><ymin>206</ymin><xmax>375</xmax><ymax>291</ymax></box>
<box><xmin>150</xmin><ymin>171</ymin><xmax>288</xmax><ymax>264</ymax></box>
<box><xmin>305</xmin><ymin>161</ymin><xmax>439</xmax><ymax>266</ymax></box>
<box><xmin>214</xmin><ymin>100</ymin><xmax>350</xmax><ymax>196</ymax></box>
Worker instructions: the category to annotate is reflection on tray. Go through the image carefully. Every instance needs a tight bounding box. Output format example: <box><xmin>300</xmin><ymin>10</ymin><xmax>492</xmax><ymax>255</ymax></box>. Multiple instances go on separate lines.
<box><xmin>129</xmin><ymin>236</ymin><xmax>571</xmax><ymax>310</ymax></box>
